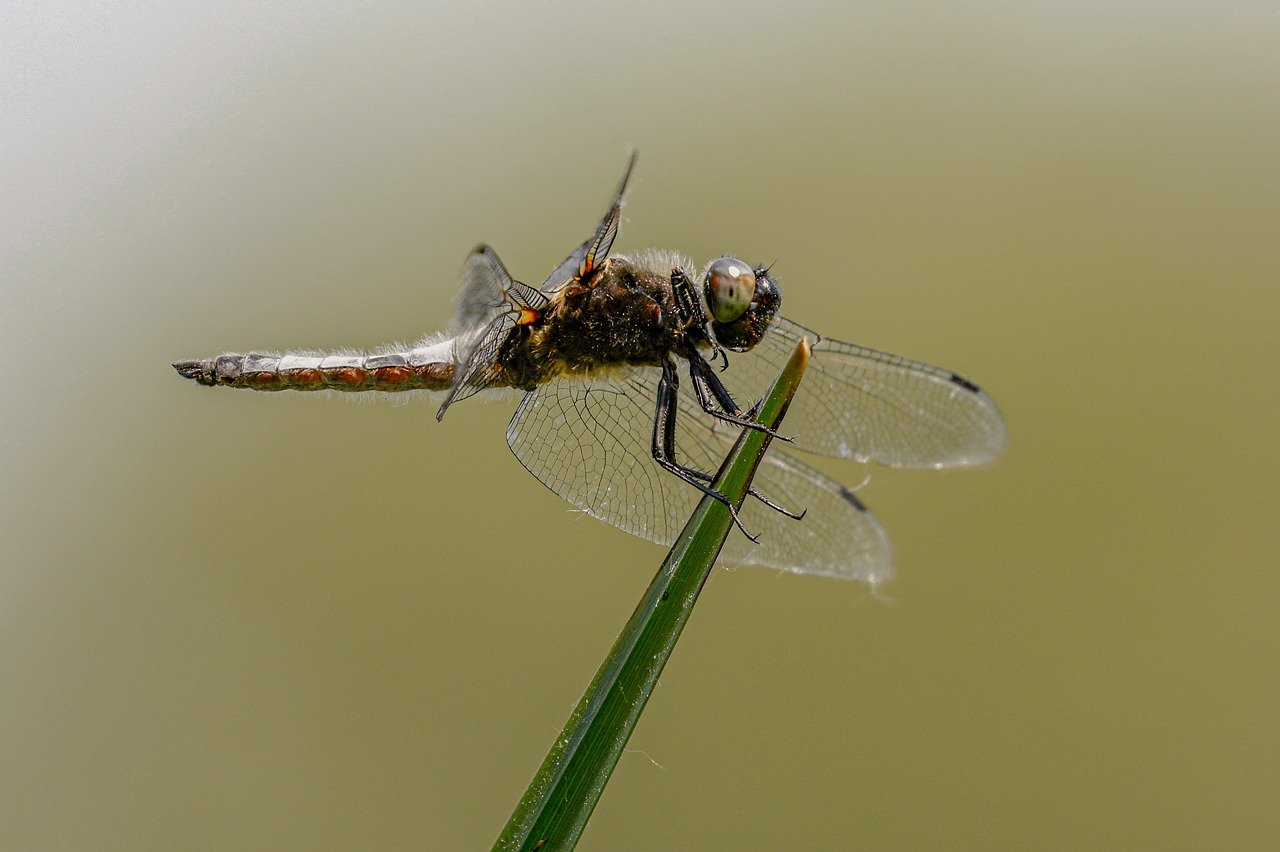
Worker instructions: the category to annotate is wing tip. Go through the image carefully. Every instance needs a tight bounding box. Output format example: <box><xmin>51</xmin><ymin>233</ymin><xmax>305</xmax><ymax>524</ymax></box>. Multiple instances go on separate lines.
<box><xmin>944</xmin><ymin>376</ymin><xmax>1009</xmax><ymax>467</ymax></box>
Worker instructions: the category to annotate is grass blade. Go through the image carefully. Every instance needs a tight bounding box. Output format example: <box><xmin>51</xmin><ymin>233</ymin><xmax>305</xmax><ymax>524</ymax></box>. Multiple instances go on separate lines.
<box><xmin>494</xmin><ymin>339</ymin><xmax>812</xmax><ymax>851</ymax></box>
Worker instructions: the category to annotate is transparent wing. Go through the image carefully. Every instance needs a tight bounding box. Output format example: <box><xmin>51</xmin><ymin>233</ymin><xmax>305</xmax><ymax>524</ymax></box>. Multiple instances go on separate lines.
<box><xmin>450</xmin><ymin>245</ymin><xmax>518</xmax><ymax>339</ymax></box>
<box><xmin>539</xmin><ymin>151</ymin><xmax>636</xmax><ymax>294</ymax></box>
<box><xmin>727</xmin><ymin>446</ymin><xmax>892</xmax><ymax>584</ymax></box>
<box><xmin>506</xmin><ymin>368</ymin><xmax>892</xmax><ymax>583</ymax></box>
<box><xmin>719</xmin><ymin>317</ymin><xmax>1007</xmax><ymax>468</ymax></box>
<box><xmin>438</xmin><ymin>246</ymin><xmax>545</xmax><ymax>418</ymax></box>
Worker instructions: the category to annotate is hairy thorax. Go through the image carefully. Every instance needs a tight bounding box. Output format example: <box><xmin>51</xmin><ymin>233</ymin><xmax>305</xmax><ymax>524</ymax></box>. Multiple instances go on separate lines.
<box><xmin>495</xmin><ymin>258</ymin><xmax>683</xmax><ymax>389</ymax></box>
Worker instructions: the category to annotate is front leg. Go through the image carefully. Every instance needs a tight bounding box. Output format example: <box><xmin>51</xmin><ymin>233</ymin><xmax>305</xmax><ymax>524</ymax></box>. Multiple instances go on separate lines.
<box><xmin>685</xmin><ymin>352</ymin><xmax>791</xmax><ymax>441</ymax></box>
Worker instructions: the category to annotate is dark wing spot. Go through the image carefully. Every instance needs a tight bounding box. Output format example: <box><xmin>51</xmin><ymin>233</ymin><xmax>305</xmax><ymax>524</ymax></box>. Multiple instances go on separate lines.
<box><xmin>949</xmin><ymin>373</ymin><xmax>981</xmax><ymax>394</ymax></box>
<box><xmin>837</xmin><ymin>486</ymin><xmax>868</xmax><ymax>512</ymax></box>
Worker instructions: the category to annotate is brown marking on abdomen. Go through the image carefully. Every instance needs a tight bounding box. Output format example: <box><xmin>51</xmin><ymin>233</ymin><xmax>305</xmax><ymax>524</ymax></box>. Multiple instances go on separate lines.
<box><xmin>174</xmin><ymin>353</ymin><xmax>458</xmax><ymax>393</ymax></box>
<box><xmin>372</xmin><ymin>365</ymin><xmax>414</xmax><ymax>390</ymax></box>
<box><xmin>413</xmin><ymin>363</ymin><xmax>454</xmax><ymax>389</ymax></box>
<box><xmin>324</xmin><ymin>367</ymin><xmax>373</xmax><ymax>390</ymax></box>
<box><xmin>243</xmin><ymin>371</ymin><xmax>285</xmax><ymax>391</ymax></box>
<box><xmin>278</xmin><ymin>368</ymin><xmax>326</xmax><ymax>390</ymax></box>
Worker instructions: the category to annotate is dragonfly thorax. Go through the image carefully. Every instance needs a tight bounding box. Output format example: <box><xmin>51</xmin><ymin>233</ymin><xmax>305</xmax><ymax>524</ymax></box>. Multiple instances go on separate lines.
<box><xmin>504</xmin><ymin>257</ymin><xmax>685</xmax><ymax>384</ymax></box>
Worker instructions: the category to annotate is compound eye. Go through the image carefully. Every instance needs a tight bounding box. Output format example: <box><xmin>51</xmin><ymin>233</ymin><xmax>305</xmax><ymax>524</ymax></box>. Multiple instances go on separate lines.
<box><xmin>704</xmin><ymin>257</ymin><xmax>756</xmax><ymax>323</ymax></box>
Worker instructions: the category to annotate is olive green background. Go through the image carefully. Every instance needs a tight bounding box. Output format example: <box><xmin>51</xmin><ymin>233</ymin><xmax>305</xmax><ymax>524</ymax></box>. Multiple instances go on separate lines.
<box><xmin>3</xmin><ymin>2</ymin><xmax>1276</xmax><ymax>848</ymax></box>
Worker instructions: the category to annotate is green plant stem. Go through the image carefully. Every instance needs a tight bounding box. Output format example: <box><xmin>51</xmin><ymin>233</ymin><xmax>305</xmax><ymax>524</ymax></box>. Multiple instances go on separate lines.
<box><xmin>494</xmin><ymin>339</ymin><xmax>811</xmax><ymax>851</ymax></box>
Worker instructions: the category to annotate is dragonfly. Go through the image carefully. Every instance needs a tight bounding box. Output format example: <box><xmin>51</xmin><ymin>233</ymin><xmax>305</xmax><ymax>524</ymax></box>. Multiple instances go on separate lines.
<box><xmin>174</xmin><ymin>154</ymin><xmax>1006</xmax><ymax>584</ymax></box>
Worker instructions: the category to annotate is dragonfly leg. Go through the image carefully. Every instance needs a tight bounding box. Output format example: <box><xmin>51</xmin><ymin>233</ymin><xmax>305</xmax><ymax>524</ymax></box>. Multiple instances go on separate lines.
<box><xmin>743</xmin><ymin>487</ymin><xmax>807</xmax><ymax>521</ymax></box>
<box><xmin>686</xmin><ymin>354</ymin><xmax>794</xmax><ymax>443</ymax></box>
<box><xmin>683</xmin><ymin>357</ymin><xmax>807</xmax><ymax>519</ymax></box>
<box><xmin>670</xmin><ymin>267</ymin><xmax>731</xmax><ymax>374</ymax></box>
<box><xmin>654</xmin><ymin>359</ymin><xmax>760</xmax><ymax>543</ymax></box>
<box><xmin>683</xmin><ymin>466</ymin><xmax>808</xmax><ymax>522</ymax></box>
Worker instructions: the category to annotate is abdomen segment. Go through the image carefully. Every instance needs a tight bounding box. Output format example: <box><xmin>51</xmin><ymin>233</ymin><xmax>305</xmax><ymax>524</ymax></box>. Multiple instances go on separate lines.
<box><xmin>173</xmin><ymin>340</ymin><xmax>456</xmax><ymax>393</ymax></box>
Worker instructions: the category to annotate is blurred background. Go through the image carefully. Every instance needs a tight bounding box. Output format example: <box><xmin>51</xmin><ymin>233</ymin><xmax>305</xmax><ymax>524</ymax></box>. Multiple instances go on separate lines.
<box><xmin>3</xmin><ymin>2</ymin><xmax>1277</xmax><ymax>848</ymax></box>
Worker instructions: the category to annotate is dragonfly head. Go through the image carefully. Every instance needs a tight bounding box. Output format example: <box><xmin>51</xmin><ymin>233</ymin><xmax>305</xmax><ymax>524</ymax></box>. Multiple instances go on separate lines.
<box><xmin>703</xmin><ymin>256</ymin><xmax>781</xmax><ymax>352</ymax></box>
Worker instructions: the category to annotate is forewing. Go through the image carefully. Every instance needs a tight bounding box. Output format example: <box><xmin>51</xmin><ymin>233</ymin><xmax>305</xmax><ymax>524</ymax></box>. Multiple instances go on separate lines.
<box><xmin>721</xmin><ymin>317</ymin><xmax>1007</xmax><ymax>468</ymax></box>
<box><xmin>540</xmin><ymin>151</ymin><xmax>637</xmax><ymax>293</ymax></box>
<box><xmin>506</xmin><ymin>369</ymin><xmax>892</xmax><ymax>582</ymax></box>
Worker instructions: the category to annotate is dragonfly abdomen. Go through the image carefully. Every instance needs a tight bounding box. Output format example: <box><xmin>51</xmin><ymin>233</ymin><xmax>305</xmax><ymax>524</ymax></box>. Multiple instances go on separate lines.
<box><xmin>173</xmin><ymin>340</ymin><xmax>456</xmax><ymax>393</ymax></box>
